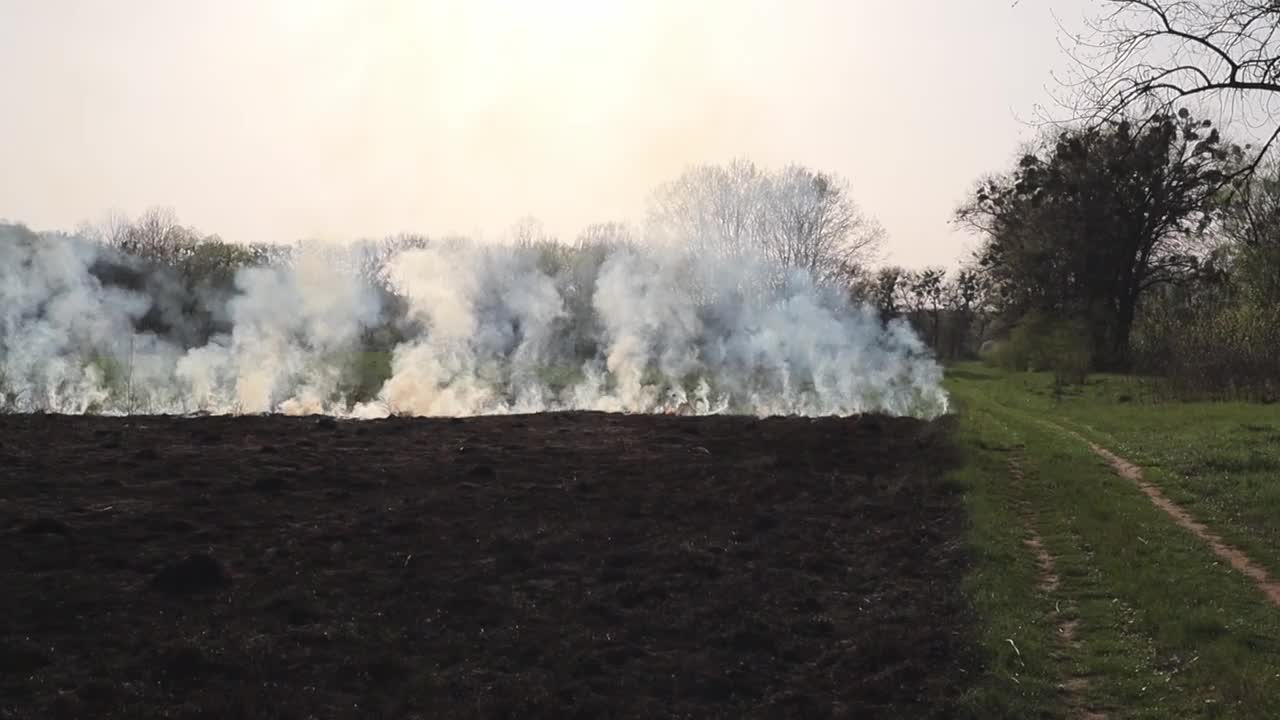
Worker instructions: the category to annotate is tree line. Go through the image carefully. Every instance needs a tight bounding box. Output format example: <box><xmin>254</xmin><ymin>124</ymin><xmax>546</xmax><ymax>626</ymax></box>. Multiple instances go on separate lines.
<box><xmin>17</xmin><ymin>0</ymin><xmax>1280</xmax><ymax>406</ymax></box>
<box><xmin>955</xmin><ymin>109</ymin><xmax>1280</xmax><ymax>399</ymax></box>
<box><xmin>951</xmin><ymin>0</ymin><xmax>1280</xmax><ymax>400</ymax></box>
<box><xmin>2</xmin><ymin>159</ymin><xmax>892</xmax><ymax>356</ymax></box>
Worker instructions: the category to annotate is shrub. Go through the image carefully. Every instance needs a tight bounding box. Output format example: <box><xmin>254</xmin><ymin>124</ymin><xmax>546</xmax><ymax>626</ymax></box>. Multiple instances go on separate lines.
<box><xmin>983</xmin><ymin>312</ymin><xmax>1092</xmax><ymax>386</ymax></box>
<box><xmin>979</xmin><ymin>340</ymin><xmax>1014</xmax><ymax>370</ymax></box>
<box><xmin>1133</xmin><ymin>295</ymin><xmax>1280</xmax><ymax>402</ymax></box>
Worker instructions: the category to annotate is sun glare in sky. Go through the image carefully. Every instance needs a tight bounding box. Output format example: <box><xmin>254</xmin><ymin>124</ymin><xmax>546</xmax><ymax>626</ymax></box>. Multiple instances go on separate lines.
<box><xmin>0</xmin><ymin>0</ymin><xmax>1090</xmax><ymax>265</ymax></box>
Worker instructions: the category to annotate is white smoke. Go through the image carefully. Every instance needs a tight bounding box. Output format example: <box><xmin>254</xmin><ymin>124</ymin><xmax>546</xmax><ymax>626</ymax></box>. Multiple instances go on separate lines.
<box><xmin>175</xmin><ymin>251</ymin><xmax>384</xmax><ymax>415</ymax></box>
<box><xmin>0</xmin><ymin>226</ymin><xmax>948</xmax><ymax>418</ymax></box>
<box><xmin>366</xmin><ymin>240</ymin><xmax>568</xmax><ymax>417</ymax></box>
<box><xmin>0</xmin><ymin>232</ymin><xmax>147</xmax><ymax>413</ymax></box>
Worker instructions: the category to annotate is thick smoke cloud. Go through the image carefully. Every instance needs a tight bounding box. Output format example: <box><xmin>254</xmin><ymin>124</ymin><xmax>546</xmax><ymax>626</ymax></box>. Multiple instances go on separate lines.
<box><xmin>0</xmin><ymin>225</ymin><xmax>947</xmax><ymax>418</ymax></box>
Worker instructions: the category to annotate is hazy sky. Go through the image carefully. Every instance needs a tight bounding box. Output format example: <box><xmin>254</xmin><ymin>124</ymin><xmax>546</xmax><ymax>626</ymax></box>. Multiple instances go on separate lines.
<box><xmin>0</xmin><ymin>0</ymin><xmax>1098</xmax><ymax>267</ymax></box>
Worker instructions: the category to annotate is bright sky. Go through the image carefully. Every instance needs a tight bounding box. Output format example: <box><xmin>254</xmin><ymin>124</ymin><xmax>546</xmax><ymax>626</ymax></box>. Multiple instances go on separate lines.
<box><xmin>0</xmin><ymin>0</ymin><xmax>1098</xmax><ymax>267</ymax></box>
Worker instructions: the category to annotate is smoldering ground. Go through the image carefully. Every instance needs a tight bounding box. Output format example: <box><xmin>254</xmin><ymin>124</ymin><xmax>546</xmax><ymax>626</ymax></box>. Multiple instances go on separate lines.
<box><xmin>0</xmin><ymin>223</ymin><xmax>947</xmax><ymax>419</ymax></box>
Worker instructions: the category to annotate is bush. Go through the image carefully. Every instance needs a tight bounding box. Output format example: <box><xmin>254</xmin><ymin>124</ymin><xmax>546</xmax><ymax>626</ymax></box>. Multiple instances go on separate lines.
<box><xmin>1133</xmin><ymin>295</ymin><xmax>1280</xmax><ymax>402</ymax></box>
<box><xmin>983</xmin><ymin>312</ymin><xmax>1092</xmax><ymax>386</ymax></box>
<box><xmin>342</xmin><ymin>351</ymin><xmax>394</xmax><ymax>403</ymax></box>
<box><xmin>979</xmin><ymin>340</ymin><xmax>1014</xmax><ymax>369</ymax></box>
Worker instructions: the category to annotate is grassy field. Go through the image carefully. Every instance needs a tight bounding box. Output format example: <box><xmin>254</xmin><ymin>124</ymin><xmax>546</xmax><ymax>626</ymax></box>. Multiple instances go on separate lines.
<box><xmin>949</xmin><ymin>363</ymin><xmax>1280</xmax><ymax>718</ymax></box>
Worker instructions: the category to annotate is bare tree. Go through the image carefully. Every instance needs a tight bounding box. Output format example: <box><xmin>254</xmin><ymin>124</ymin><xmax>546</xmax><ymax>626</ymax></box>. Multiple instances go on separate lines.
<box><xmin>1219</xmin><ymin>155</ymin><xmax>1280</xmax><ymax>247</ymax></box>
<box><xmin>354</xmin><ymin>234</ymin><xmax>430</xmax><ymax>287</ymax></box>
<box><xmin>509</xmin><ymin>215</ymin><xmax>553</xmax><ymax>247</ymax></box>
<box><xmin>1065</xmin><ymin>1</ymin><xmax>1280</xmax><ymax>175</ymax></box>
<box><xmin>942</xmin><ymin>268</ymin><xmax>993</xmax><ymax>358</ymax></box>
<box><xmin>574</xmin><ymin>221</ymin><xmax>636</xmax><ymax>250</ymax></box>
<box><xmin>756</xmin><ymin>165</ymin><xmax>886</xmax><ymax>284</ymax></box>
<box><xmin>646</xmin><ymin>159</ymin><xmax>884</xmax><ymax>284</ymax></box>
<box><xmin>907</xmin><ymin>268</ymin><xmax>947</xmax><ymax>351</ymax></box>
<box><xmin>102</xmin><ymin>207</ymin><xmax>201</xmax><ymax>266</ymax></box>
<box><xmin>645</xmin><ymin>159</ymin><xmax>765</xmax><ymax>258</ymax></box>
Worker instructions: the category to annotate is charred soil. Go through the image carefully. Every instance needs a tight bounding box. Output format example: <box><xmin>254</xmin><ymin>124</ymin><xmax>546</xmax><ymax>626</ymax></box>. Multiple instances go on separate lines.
<box><xmin>0</xmin><ymin>412</ymin><xmax>973</xmax><ymax>719</ymax></box>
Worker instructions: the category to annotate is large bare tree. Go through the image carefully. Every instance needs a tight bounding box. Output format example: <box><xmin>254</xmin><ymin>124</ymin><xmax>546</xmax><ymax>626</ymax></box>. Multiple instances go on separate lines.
<box><xmin>646</xmin><ymin>159</ymin><xmax>884</xmax><ymax>285</ymax></box>
<box><xmin>93</xmin><ymin>207</ymin><xmax>201</xmax><ymax>266</ymax></box>
<box><xmin>1065</xmin><ymin>1</ymin><xmax>1280</xmax><ymax>175</ymax></box>
<box><xmin>645</xmin><ymin>159</ymin><xmax>765</xmax><ymax>259</ymax></box>
<box><xmin>756</xmin><ymin>165</ymin><xmax>886</xmax><ymax>284</ymax></box>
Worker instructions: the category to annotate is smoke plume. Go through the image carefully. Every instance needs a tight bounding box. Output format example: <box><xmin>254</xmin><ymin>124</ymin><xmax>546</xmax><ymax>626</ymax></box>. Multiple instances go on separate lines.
<box><xmin>0</xmin><ymin>225</ymin><xmax>947</xmax><ymax>418</ymax></box>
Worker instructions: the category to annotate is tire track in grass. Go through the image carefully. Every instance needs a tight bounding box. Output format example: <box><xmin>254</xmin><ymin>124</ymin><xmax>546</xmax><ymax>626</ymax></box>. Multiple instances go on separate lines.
<box><xmin>1007</xmin><ymin>446</ymin><xmax>1107</xmax><ymax>720</ymax></box>
<box><xmin>958</xmin><ymin>376</ymin><xmax>1280</xmax><ymax>715</ymax></box>
<box><xmin>1033</xmin><ymin>416</ymin><xmax>1280</xmax><ymax>609</ymax></box>
<box><xmin>1086</xmin><ymin>440</ymin><xmax>1280</xmax><ymax>608</ymax></box>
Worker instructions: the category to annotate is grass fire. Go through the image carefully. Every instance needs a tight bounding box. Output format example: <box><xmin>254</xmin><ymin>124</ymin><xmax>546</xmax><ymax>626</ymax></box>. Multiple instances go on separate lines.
<box><xmin>7</xmin><ymin>1</ymin><xmax>1280</xmax><ymax>718</ymax></box>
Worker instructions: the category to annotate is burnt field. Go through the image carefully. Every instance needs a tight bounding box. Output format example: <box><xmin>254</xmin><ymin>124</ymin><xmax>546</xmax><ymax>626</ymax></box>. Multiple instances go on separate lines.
<box><xmin>0</xmin><ymin>412</ymin><xmax>973</xmax><ymax>719</ymax></box>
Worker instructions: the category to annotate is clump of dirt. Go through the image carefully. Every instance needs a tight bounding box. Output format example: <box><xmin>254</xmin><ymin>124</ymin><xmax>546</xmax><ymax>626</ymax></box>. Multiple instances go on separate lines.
<box><xmin>0</xmin><ymin>411</ymin><xmax>975</xmax><ymax>719</ymax></box>
<box><xmin>151</xmin><ymin>553</ymin><xmax>230</xmax><ymax>594</ymax></box>
<box><xmin>19</xmin><ymin>518</ymin><xmax>71</xmax><ymax>536</ymax></box>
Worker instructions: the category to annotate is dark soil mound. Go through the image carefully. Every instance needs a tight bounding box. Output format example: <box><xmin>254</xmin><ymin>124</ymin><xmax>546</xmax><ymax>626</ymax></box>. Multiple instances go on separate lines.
<box><xmin>151</xmin><ymin>553</ymin><xmax>230</xmax><ymax>594</ymax></box>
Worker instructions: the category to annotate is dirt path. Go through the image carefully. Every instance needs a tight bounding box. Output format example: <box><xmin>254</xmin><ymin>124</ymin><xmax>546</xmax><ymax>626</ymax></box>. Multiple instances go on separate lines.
<box><xmin>1087</xmin><ymin>442</ymin><xmax>1280</xmax><ymax>608</ymax></box>
<box><xmin>1008</xmin><ymin>450</ymin><xmax>1106</xmax><ymax>720</ymax></box>
<box><xmin>1011</xmin><ymin>455</ymin><xmax>1059</xmax><ymax>595</ymax></box>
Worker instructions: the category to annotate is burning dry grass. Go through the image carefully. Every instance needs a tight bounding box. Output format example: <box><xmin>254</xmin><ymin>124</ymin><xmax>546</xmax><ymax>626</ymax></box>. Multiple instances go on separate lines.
<box><xmin>1</xmin><ymin>227</ymin><xmax>947</xmax><ymax>420</ymax></box>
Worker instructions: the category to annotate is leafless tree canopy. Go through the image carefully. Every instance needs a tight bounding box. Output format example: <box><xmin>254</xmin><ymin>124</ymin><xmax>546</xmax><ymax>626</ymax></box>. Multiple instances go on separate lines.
<box><xmin>645</xmin><ymin>159</ymin><xmax>885</xmax><ymax>285</ymax></box>
<box><xmin>1067</xmin><ymin>1</ymin><xmax>1280</xmax><ymax>171</ymax></box>
<box><xmin>574</xmin><ymin>221</ymin><xmax>636</xmax><ymax>250</ymax></box>
<box><xmin>92</xmin><ymin>207</ymin><xmax>203</xmax><ymax>264</ymax></box>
